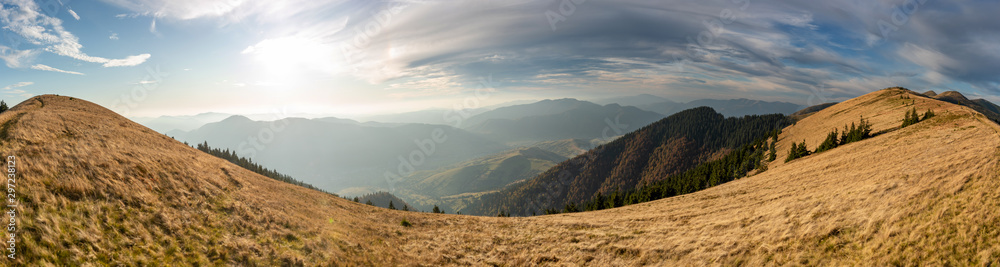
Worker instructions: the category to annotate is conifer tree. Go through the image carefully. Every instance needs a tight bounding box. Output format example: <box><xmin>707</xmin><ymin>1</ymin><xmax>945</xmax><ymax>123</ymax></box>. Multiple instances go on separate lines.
<box><xmin>432</xmin><ymin>205</ymin><xmax>441</xmax><ymax>214</ymax></box>
<box><xmin>902</xmin><ymin>107</ymin><xmax>920</xmax><ymax>127</ymax></box>
<box><xmin>388</xmin><ymin>201</ymin><xmax>396</xmax><ymax>210</ymax></box>
<box><xmin>0</xmin><ymin>100</ymin><xmax>8</xmax><ymax>113</ymax></box>
<box><xmin>366</xmin><ymin>200</ymin><xmax>373</xmax><ymax>206</ymax></box>
<box><xmin>767</xmin><ymin>140</ymin><xmax>777</xmax><ymax>161</ymax></box>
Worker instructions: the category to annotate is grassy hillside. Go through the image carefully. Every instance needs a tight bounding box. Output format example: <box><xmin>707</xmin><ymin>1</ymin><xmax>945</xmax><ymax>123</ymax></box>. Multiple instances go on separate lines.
<box><xmin>6</xmin><ymin>90</ymin><xmax>1000</xmax><ymax>265</ymax></box>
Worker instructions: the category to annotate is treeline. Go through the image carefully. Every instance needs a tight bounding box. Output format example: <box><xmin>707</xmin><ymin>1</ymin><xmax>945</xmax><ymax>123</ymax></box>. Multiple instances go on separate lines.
<box><xmin>462</xmin><ymin>107</ymin><xmax>791</xmax><ymax>216</ymax></box>
<box><xmin>194</xmin><ymin>141</ymin><xmax>331</xmax><ymax>194</ymax></box>
<box><xmin>549</xmin><ymin>129</ymin><xmax>780</xmax><ymax>214</ymax></box>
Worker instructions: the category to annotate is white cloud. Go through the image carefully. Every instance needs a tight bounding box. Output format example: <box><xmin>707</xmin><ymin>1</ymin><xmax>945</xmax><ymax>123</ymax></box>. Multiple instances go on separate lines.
<box><xmin>0</xmin><ymin>46</ymin><xmax>40</xmax><ymax>68</ymax></box>
<box><xmin>68</xmin><ymin>9</ymin><xmax>80</xmax><ymax>20</ymax></box>
<box><xmin>1</xmin><ymin>81</ymin><xmax>35</xmax><ymax>98</ymax></box>
<box><xmin>1</xmin><ymin>82</ymin><xmax>33</xmax><ymax>90</ymax></box>
<box><xmin>31</xmin><ymin>64</ymin><xmax>85</xmax><ymax>75</ymax></box>
<box><xmin>0</xmin><ymin>0</ymin><xmax>151</xmax><ymax>68</ymax></box>
<box><xmin>109</xmin><ymin>33</ymin><xmax>119</xmax><ymax>40</ymax></box>
<box><xmin>103</xmin><ymin>54</ymin><xmax>151</xmax><ymax>67</ymax></box>
<box><xmin>100</xmin><ymin>0</ymin><xmax>247</xmax><ymax>20</ymax></box>
<box><xmin>898</xmin><ymin>43</ymin><xmax>958</xmax><ymax>74</ymax></box>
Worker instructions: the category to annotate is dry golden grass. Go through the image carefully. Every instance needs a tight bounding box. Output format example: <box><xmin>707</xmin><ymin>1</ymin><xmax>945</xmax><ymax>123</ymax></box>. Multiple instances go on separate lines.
<box><xmin>3</xmin><ymin>89</ymin><xmax>999</xmax><ymax>266</ymax></box>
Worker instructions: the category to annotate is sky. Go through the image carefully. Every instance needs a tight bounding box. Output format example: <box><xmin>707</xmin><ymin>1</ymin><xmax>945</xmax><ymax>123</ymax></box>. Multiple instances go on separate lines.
<box><xmin>1</xmin><ymin>0</ymin><xmax>999</xmax><ymax>118</ymax></box>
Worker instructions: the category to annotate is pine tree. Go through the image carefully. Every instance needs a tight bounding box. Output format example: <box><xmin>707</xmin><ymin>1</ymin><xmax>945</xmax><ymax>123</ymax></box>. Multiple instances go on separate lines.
<box><xmin>785</xmin><ymin>142</ymin><xmax>799</xmax><ymax>162</ymax></box>
<box><xmin>353</xmin><ymin>197</ymin><xmax>359</xmax><ymax>202</ymax></box>
<box><xmin>767</xmin><ymin>140</ymin><xmax>777</xmax><ymax>161</ymax></box>
<box><xmin>402</xmin><ymin>205</ymin><xmax>409</xmax><ymax>211</ymax></box>
<box><xmin>366</xmin><ymin>200</ymin><xmax>373</xmax><ymax>205</ymax></box>
<box><xmin>902</xmin><ymin>107</ymin><xmax>920</xmax><ymax>127</ymax></box>
<box><xmin>432</xmin><ymin>205</ymin><xmax>441</xmax><ymax>214</ymax></box>
<box><xmin>0</xmin><ymin>100</ymin><xmax>8</xmax><ymax>113</ymax></box>
<box><xmin>388</xmin><ymin>201</ymin><xmax>396</xmax><ymax>210</ymax></box>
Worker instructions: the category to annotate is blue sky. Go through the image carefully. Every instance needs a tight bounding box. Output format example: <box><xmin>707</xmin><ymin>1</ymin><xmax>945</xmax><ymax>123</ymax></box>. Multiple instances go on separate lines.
<box><xmin>1</xmin><ymin>0</ymin><xmax>999</xmax><ymax>118</ymax></box>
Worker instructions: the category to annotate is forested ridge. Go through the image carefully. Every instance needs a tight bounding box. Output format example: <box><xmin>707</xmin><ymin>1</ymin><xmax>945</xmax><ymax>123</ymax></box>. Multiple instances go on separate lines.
<box><xmin>462</xmin><ymin>107</ymin><xmax>791</xmax><ymax>216</ymax></box>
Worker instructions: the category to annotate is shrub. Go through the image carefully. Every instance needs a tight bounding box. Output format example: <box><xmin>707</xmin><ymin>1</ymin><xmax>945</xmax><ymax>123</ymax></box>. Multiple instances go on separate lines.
<box><xmin>400</xmin><ymin>218</ymin><xmax>412</xmax><ymax>227</ymax></box>
<box><xmin>922</xmin><ymin>109</ymin><xmax>936</xmax><ymax>121</ymax></box>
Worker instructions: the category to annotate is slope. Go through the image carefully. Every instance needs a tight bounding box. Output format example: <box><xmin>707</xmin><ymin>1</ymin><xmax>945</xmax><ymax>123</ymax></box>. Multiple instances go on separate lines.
<box><xmin>2</xmin><ymin>95</ymin><xmax>441</xmax><ymax>265</ymax></box>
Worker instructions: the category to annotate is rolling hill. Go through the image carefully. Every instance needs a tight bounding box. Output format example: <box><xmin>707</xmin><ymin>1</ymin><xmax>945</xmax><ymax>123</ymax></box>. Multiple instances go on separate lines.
<box><xmin>8</xmin><ymin>89</ymin><xmax>1000</xmax><ymax>265</ymax></box>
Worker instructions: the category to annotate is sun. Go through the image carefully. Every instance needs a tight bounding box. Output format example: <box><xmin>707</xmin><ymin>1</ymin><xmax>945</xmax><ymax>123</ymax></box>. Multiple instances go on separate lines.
<box><xmin>242</xmin><ymin>36</ymin><xmax>336</xmax><ymax>85</ymax></box>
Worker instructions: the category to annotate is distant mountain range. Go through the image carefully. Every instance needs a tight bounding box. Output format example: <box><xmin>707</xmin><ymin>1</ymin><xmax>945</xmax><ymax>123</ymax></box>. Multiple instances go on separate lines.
<box><xmin>162</xmin><ymin>96</ymin><xmax>809</xmax><ymax>198</ymax></box>
<box><xmin>594</xmin><ymin>94</ymin><xmax>806</xmax><ymax>117</ymax></box>
<box><xmin>461</xmin><ymin>98</ymin><xmax>664</xmax><ymax>145</ymax></box>
<box><xmin>170</xmin><ymin>115</ymin><xmax>509</xmax><ymax>194</ymax></box>
<box><xmin>922</xmin><ymin>90</ymin><xmax>1000</xmax><ymax>122</ymax></box>
<box><xmin>132</xmin><ymin>112</ymin><xmax>234</xmax><ymax>133</ymax></box>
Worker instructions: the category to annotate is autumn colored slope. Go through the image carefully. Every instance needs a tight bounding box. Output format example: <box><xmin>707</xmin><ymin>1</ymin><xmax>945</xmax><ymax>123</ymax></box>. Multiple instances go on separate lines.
<box><xmin>0</xmin><ymin>95</ymin><xmax>424</xmax><ymax>265</ymax></box>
